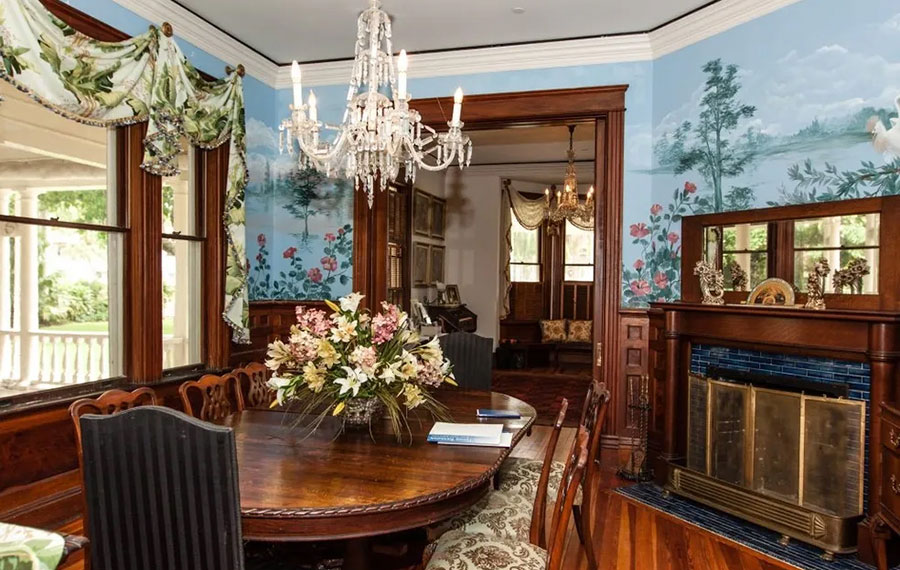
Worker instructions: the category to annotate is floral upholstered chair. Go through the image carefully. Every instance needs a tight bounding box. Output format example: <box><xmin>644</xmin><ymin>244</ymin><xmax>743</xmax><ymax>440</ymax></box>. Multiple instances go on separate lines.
<box><xmin>428</xmin><ymin>399</ymin><xmax>570</xmax><ymax>547</ymax></box>
<box><xmin>423</xmin><ymin>428</ymin><xmax>590</xmax><ymax>570</ymax></box>
<box><xmin>495</xmin><ymin>379</ymin><xmax>609</xmax><ymax>569</ymax></box>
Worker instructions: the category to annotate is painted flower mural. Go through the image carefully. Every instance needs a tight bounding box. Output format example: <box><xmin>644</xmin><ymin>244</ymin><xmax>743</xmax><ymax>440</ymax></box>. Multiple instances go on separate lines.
<box><xmin>250</xmin><ymin>224</ymin><xmax>353</xmax><ymax>300</ymax></box>
<box><xmin>622</xmin><ymin>181</ymin><xmax>706</xmax><ymax>307</ymax></box>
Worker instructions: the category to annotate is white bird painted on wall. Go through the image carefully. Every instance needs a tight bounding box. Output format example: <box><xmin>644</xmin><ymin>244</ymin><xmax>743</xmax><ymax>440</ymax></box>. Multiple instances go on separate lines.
<box><xmin>868</xmin><ymin>94</ymin><xmax>900</xmax><ymax>158</ymax></box>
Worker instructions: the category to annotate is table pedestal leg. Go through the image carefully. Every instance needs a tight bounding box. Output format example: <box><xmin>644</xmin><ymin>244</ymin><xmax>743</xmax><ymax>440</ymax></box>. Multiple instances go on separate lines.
<box><xmin>343</xmin><ymin>538</ymin><xmax>371</xmax><ymax>570</ymax></box>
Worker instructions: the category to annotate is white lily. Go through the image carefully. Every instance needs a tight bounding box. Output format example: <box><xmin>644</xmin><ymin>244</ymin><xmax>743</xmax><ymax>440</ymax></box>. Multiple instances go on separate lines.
<box><xmin>339</xmin><ymin>292</ymin><xmax>365</xmax><ymax>313</ymax></box>
<box><xmin>267</xmin><ymin>376</ymin><xmax>293</xmax><ymax>406</ymax></box>
<box><xmin>333</xmin><ymin>366</ymin><xmax>369</xmax><ymax>397</ymax></box>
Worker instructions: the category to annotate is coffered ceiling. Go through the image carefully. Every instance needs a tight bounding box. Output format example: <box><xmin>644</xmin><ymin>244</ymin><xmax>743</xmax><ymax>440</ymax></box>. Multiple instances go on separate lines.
<box><xmin>173</xmin><ymin>0</ymin><xmax>715</xmax><ymax>63</ymax></box>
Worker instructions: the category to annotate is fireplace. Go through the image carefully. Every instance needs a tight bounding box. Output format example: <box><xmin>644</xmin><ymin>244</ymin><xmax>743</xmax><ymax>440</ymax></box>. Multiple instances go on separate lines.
<box><xmin>668</xmin><ymin>372</ymin><xmax>866</xmax><ymax>553</ymax></box>
<box><xmin>647</xmin><ymin>302</ymin><xmax>900</xmax><ymax>563</ymax></box>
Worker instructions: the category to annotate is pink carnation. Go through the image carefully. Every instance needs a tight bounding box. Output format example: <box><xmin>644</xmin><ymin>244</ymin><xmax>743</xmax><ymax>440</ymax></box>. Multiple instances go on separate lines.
<box><xmin>654</xmin><ymin>271</ymin><xmax>669</xmax><ymax>289</ymax></box>
<box><xmin>418</xmin><ymin>359</ymin><xmax>445</xmax><ymax>387</ymax></box>
<box><xmin>630</xmin><ymin>223</ymin><xmax>650</xmax><ymax>238</ymax></box>
<box><xmin>324</xmin><ymin>233</ymin><xmax>336</xmax><ymax>242</ymax></box>
<box><xmin>650</xmin><ymin>204</ymin><xmax>663</xmax><ymax>215</ymax></box>
<box><xmin>321</xmin><ymin>256</ymin><xmax>338</xmax><ymax>272</ymax></box>
<box><xmin>307</xmin><ymin>267</ymin><xmax>323</xmax><ymax>283</ymax></box>
<box><xmin>630</xmin><ymin>279</ymin><xmax>651</xmax><ymax>297</ymax></box>
<box><xmin>372</xmin><ymin>302</ymin><xmax>402</xmax><ymax>344</ymax></box>
<box><xmin>296</xmin><ymin>306</ymin><xmax>330</xmax><ymax>336</ymax></box>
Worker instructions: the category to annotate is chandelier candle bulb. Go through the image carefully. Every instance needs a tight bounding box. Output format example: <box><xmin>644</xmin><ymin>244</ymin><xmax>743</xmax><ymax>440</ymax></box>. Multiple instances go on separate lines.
<box><xmin>451</xmin><ymin>87</ymin><xmax>464</xmax><ymax>126</ymax></box>
<box><xmin>397</xmin><ymin>50</ymin><xmax>408</xmax><ymax>100</ymax></box>
<box><xmin>308</xmin><ymin>91</ymin><xmax>318</xmax><ymax>122</ymax></box>
<box><xmin>291</xmin><ymin>60</ymin><xmax>303</xmax><ymax>109</ymax></box>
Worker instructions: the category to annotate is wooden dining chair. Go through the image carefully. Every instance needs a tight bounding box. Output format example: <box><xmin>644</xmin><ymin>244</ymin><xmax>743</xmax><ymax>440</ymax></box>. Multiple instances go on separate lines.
<box><xmin>79</xmin><ymin>406</ymin><xmax>244</xmax><ymax>570</ymax></box>
<box><xmin>573</xmin><ymin>380</ymin><xmax>611</xmax><ymax>570</ymax></box>
<box><xmin>68</xmin><ymin>387</ymin><xmax>158</xmax><ymax>465</ymax></box>
<box><xmin>233</xmin><ymin>362</ymin><xmax>275</xmax><ymax>409</ymax></box>
<box><xmin>428</xmin><ymin>399</ymin><xmax>569</xmax><ymax>548</ymax></box>
<box><xmin>179</xmin><ymin>373</ymin><xmax>245</xmax><ymax>422</ymax></box>
<box><xmin>423</xmin><ymin>427</ymin><xmax>590</xmax><ymax>570</ymax></box>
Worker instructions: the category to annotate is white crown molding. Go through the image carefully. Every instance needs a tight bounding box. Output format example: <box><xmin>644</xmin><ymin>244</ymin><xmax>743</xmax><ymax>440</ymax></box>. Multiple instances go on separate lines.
<box><xmin>275</xmin><ymin>34</ymin><xmax>654</xmax><ymax>89</ymax></box>
<box><xmin>649</xmin><ymin>0</ymin><xmax>803</xmax><ymax>59</ymax></box>
<box><xmin>113</xmin><ymin>0</ymin><xmax>801</xmax><ymax>89</ymax></box>
<box><xmin>111</xmin><ymin>0</ymin><xmax>278</xmax><ymax>85</ymax></box>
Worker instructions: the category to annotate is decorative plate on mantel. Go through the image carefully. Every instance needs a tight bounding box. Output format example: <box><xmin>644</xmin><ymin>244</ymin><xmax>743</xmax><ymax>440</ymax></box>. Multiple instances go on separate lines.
<box><xmin>746</xmin><ymin>278</ymin><xmax>796</xmax><ymax>306</ymax></box>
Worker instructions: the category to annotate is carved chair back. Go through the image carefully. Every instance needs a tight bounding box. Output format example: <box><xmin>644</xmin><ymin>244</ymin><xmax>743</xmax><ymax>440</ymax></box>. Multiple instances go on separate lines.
<box><xmin>69</xmin><ymin>387</ymin><xmax>158</xmax><ymax>465</ymax></box>
<box><xmin>546</xmin><ymin>427</ymin><xmax>589</xmax><ymax>570</ymax></box>
<box><xmin>530</xmin><ymin>398</ymin><xmax>569</xmax><ymax>548</ymax></box>
<box><xmin>80</xmin><ymin>406</ymin><xmax>244</xmax><ymax>570</ymax></box>
<box><xmin>179</xmin><ymin>373</ymin><xmax>245</xmax><ymax>422</ymax></box>
<box><xmin>233</xmin><ymin>362</ymin><xmax>274</xmax><ymax>409</ymax></box>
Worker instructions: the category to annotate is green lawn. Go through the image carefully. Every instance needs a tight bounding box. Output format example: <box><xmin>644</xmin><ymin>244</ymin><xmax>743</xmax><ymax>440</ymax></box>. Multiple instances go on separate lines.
<box><xmin>42</xmin><ymin>318</ymin><xmax>175</xmax><ymax>335</ymax></box>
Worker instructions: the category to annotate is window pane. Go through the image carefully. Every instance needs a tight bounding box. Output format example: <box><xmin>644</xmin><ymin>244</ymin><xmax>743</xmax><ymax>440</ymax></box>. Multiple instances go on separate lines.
<box><xmin>723</xmin><ymin>223</ymin><xmax>768</xmax><ymax>252</ymax></box>
<box><xmin>723</xmin><ymin>252</ymin><xmax>767</xmax><ymax>291</ymax></box>
<box><xmin>163</xmin><ymin>141</ymin><xmax>198</xmax><ymax>236</ymax></box>
<box><xmin>0</xmin><ymin>81</ymin><xmax>112</xmax><ymax>226</ymax></box>
<box><xmin>794</xmin><ymin>215</ymin><xmax>879</xmax><ymax>249</ymax></box>
<box><xmin>1</xmin><ymin>225</ymin><xmax>121</xmax><ymax>396</ymax></box>
<box><xmin>511</xmin><ymin>264</ymin><xmax>540</xmax><ymax>283</ymax></box>
<box><xmin>794</xmin><ymin>249</ymin><xmax>879</xmax><ymax>294</ymax></box>
<box><xmin>564</xmin><ymin>220</ymin><xmax>594</xmax><ymax>265</ymax></box>
<box><xmin>564</xmin><ymin>265</ymin><xmax>593</xmax><ymax>282</ymax></box>
<box><xmin>510</xmin><ymin>212</ymin><xmax>539</xmax><ymax>264</ymax></box>
<box><xmin>163</xmin><ymin>238</ymin><xmax>202</xmax><ymax>368</ymax></box>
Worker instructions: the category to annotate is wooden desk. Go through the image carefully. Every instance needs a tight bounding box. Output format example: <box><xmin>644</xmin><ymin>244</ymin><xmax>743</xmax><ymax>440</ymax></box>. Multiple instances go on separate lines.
<box><xmin>226</xmin><ymin>390</ymin><xmax>535</xmax><ymax>545</ymax></box>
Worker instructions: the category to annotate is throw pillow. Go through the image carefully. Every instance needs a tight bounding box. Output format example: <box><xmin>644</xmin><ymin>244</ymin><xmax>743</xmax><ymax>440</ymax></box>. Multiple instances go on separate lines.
<box><xmin>567</xmin><ymin>320</ymin><xmax>592</xmax><ymax>343</ymax></box>
<box><xmin>540</xmin><ymin>319</ymin><xmax>567</xmax><ymax>343</ymax></box>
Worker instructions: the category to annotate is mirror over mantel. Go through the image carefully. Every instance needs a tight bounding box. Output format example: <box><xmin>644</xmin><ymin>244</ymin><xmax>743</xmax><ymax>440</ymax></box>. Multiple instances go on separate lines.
<box><xmin>680</xmin><ymin>196</ymin><xmax>900</xmax><ymax>311</ymax></box>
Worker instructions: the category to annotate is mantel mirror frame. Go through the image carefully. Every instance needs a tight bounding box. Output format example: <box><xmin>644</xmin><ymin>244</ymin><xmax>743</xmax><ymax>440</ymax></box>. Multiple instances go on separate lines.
<box><xmin>681</xmin><ymin>195</ymin><xmax>900</xmax><ymax>311</ymax></box>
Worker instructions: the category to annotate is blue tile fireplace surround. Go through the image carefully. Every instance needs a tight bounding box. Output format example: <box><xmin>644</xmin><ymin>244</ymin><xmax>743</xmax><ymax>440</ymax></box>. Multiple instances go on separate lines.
<box><xmin>690</xmin><ymin>343</ymin><xmax>873</xmax><ymax>509</ymax></box>
<box><xmin>646</xmin><ymin>302</ymin><xmax>900</xmax><ymax>565</ymax></box>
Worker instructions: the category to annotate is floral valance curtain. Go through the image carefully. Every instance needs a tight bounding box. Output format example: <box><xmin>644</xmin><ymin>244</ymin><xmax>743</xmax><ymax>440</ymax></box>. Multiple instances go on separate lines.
<box><xmin>0</xmin><ymin>0</ymin><xmax>249</xmax><ymax>342</ymax></box>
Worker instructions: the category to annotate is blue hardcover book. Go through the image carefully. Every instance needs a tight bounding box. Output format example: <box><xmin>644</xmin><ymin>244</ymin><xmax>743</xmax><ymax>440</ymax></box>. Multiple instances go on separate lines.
<box><xmin>476</xmin><ymin>409</ymin><xmax>521</xmax><ymax>419</ymax></box>
<box><xmin>427</xmin><ymin>422</ymin><xmax>504</xmax><ymax>445</ymax></box>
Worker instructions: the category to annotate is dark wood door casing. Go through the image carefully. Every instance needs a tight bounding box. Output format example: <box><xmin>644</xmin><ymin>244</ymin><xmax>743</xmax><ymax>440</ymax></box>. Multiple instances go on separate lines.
<box><xmin>412</xmin><ymin>86</ymin><xmax>628</xmax><ymax>440</ymax></box>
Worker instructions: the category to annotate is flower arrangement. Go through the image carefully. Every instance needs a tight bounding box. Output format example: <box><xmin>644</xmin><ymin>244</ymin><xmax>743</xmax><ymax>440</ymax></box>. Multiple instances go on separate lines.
<box><xmin>265</xmin><ymin>292</ymin><xmax>456</xmax><ymax>436</ymax></box>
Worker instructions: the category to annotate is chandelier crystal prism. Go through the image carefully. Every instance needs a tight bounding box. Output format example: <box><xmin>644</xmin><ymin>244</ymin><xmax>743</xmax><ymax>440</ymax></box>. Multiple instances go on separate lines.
<box><xmin>279</xmin><ymin>0</ymin><xmax>473</xmax><ymax>208</ymax></box>
<box><xmin>545</xmin><ymin>125</ymin><xmax>594</xmax><ymax>224</ymax></box>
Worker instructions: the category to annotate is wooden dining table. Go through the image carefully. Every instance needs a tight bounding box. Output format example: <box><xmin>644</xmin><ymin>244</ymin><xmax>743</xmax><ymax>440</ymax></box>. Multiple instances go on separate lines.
<box><xmin>223</xmin><ymin>389</ymin><xmax>535</xmax><ymax>566</ymax></box>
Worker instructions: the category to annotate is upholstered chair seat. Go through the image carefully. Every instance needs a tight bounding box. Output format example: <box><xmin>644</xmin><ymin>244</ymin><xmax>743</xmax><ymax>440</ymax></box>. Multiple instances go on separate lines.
<box><xmin>497</xmin><ymin>457</ymin><xmax>583</xmax><ymax>506</ymax></box>
<box><xmin>424</xmin><ymin>530</ymin><xmax>547</xmax><ymax>570</ymax></box>
<box><xmin>428</xmin><ymin>490</ymin><xmax>534</xmax><ymax>543</ymax></box>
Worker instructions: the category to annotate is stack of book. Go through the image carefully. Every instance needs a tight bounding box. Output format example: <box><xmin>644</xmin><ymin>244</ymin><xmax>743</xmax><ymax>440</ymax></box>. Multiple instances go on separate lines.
<box><xmin>427</xmin><ymin>422</ymin><xmax>513</xmax><ymax>447</ymax></box>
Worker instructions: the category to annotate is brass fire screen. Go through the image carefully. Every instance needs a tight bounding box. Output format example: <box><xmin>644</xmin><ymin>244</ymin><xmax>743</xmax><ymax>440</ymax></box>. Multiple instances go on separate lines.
<box><xmin>677</xmin><ymin>374</ymin><xmax>865</xmax><ymax>553</ymax></box>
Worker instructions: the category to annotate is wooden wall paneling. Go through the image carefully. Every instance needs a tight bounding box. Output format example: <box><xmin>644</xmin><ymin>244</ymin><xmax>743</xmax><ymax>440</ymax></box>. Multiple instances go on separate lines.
<box><xmin>680</xmin><ymin>213</ymin><xmax>703</xmax><ymax>303</ymax></box>
<box><xmin>123</xmin><ymin>124</ymin><xmax>163</xmax><ymax>383</ymax></box>
<box><xmin>352</xmin><ymin>186</ymin><xmax>389</xmax><ymax>311</ymax></box>
<box><xmin>202</xmin><ymin>143</ymin><xmax>231</xmax><ymax>369</ymax></box>
<box><xmin>618</xmin><ymin>310</ymin><xmax>649</xmax><ymax>439</ymax></box>
<box><xmin>230</xmin><ymin>301</ymin><xmax>328</xmax><ymax>367</ymax></box>
<box><xmin>880</xmin><ymin>198</ymin><xmax>900</xmax><ymax>310</ymax></box>
<box><xmin>594</xmin><ymin>111</ymin><xmax>625</xmax><ymax>436</ymax></box>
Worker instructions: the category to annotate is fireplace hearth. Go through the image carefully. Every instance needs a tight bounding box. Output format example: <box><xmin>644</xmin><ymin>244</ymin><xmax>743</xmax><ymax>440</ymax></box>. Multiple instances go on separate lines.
<box><xmin>667</xmin><ymin>373</ymin><xmax>865</xmax><ymax>554</ymax></box>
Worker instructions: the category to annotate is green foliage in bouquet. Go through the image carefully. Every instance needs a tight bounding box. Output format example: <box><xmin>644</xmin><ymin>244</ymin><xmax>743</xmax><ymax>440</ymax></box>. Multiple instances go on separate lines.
<box><xmin>265</xmin><ymin>292</ymin><xmax>456</xmax><ymax>438</ymax></box>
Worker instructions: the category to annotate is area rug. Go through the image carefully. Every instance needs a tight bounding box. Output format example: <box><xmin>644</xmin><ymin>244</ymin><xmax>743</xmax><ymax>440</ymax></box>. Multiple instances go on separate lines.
<box><xmin>615</xmin><ymin>483</ymin><xmax>891</xmax><ymax>570</ymax></box>
<box><xmin>492</xmin><ymin>369</ymin><xmax>591</xmax><ymax>426</ymax></box>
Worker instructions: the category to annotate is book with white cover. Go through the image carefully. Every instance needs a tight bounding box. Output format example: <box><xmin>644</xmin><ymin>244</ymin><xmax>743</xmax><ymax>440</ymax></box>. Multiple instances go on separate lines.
<box><xmin>427</xmin><ymin>422</ymin><xmax>504</xmax><ymax>445</ymax></box>
<box><xmin>437</xmin><ymin>432</ymin><xmax>513</xmax><ymax>448</ymax></box>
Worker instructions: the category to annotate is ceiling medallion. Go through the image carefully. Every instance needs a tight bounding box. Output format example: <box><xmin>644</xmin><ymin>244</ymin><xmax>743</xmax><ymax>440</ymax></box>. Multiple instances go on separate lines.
<box><xmin>280</xmin><ymin>0</ymin><xmax>473</xmax><ymax>208</ymax></box>
<box><xmin>545</xmin><ymin>125</ymin><xmax>594</xmax><ymax>224</ymax></box>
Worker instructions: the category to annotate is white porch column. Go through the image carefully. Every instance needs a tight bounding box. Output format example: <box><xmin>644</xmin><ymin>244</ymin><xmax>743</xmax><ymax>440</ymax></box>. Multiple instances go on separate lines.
<box><xmin>0</xmin><ymin>188</ymin><xmax>12</xmax><ymax>381</ymax></box>
<box><xmin>734</xmin><ymin>224</ymin><xmax>751</xmax><ymax>283</ymax></box>
<box><xmin>19</xmin><ymin>188</ymin><xmax>41</xmax><ymax>382</ymax></box>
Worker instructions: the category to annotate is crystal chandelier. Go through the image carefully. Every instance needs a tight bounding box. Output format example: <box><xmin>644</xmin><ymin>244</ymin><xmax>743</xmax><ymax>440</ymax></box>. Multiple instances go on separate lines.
<box><xmin>279</xmin><ymin>0</ymin><xmax>473</xmax><ymax>208</ymax></box>
<box><xmin>545</xmin><ymin>125</ymin><xmax>594</xmax><ymax>224</ymax></box>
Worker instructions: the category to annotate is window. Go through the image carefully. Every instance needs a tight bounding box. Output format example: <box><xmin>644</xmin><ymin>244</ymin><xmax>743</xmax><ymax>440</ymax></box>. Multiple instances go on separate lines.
<box><xmin>510</xmin><ymin>210</ymin><xmax>540</xmax><ymax>282</ymax></box>
<box><xmin>0</xmin><ymin>81</ymin><xmax>123</xmax><ymax>396</ymax></box>
<box><xmin>794</xmin><ymin>214</ymin><xmax>879</xmax><ymax>293</ymax></box>
<box><xmin>706</xmin><ymin>223</ymin><xmax>769</xmax><ymax>291</ymax></box>
<box><xmin>162</xmin><ymin>140</ymin><xmax>203</xmax><ymax>369</ymax></box>
<box><xmin>563</xmin><ymin>220</ymin><xmax>594</xmax><ymax>282</ymax></box>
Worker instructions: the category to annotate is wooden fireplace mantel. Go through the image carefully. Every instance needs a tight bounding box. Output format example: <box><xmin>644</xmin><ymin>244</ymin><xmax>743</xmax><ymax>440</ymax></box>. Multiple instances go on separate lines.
<box><xmin>647</xmin><ymin>301</ymin><xmax>900</xmax><ymax>521</ymax></box>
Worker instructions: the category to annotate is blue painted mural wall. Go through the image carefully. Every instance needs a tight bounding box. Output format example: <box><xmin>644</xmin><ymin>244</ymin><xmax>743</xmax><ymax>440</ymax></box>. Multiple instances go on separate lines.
<box><xmin>259</xmin><ymin>62</ymin><xmax>655</xmax><ymax>301</ymax></box>
<box><xmin>625</xmin><ymin>0</ymin><xmax>900</xmax><ymax>306</ymax></box>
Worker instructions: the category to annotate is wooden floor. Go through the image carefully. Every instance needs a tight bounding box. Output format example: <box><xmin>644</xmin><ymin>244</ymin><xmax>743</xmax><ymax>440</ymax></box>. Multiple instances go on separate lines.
<box><xmin>511</xmin><ymin>427</ymin><xmax>796</xmax><ymax>570</ymax></box>
<box><xmin>59</xmin><ymin>426</ymin><xmax>798</xmax><ymax>570</ymax></box>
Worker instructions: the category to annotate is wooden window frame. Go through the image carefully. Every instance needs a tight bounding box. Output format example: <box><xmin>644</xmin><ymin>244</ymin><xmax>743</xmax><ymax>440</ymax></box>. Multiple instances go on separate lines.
<box><xmin>509</xmin><ymin>210</ymin><xmax>543</xmax><ymax>284</ymax></box>
<box><xmin>681</xmin><ymin>195</ymin><xmax>900</xmax><ymax>310</ymax></box>
<box><xmin>0</xmin><ymin>1</ymin><xmax>231</xmax><ymax>408</ymax></box>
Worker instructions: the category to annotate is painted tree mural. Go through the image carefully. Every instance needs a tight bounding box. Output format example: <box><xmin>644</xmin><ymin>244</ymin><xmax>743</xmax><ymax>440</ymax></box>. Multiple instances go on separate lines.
<box><xmin>655</xmin><ymin>59</ymin><xmax>758</xmax><ymax>213</ymax></box>
<box><xmin>284</xmin><ymin>165</ymin><xmax>326</xmax><ymax>243</ymax></box>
